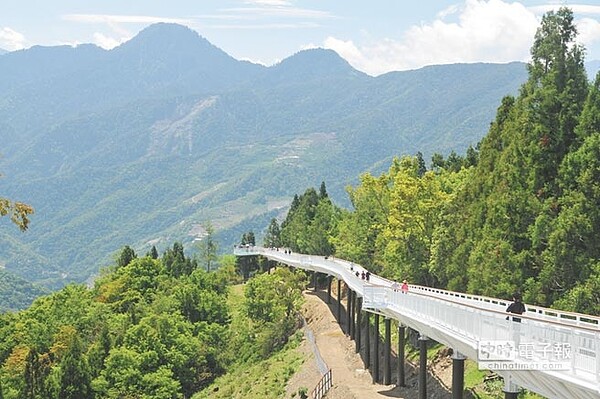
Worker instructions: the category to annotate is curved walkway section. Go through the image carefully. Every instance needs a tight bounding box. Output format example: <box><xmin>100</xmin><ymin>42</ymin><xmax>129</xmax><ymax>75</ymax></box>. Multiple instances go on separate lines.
<box><xmin>234</xmin><ymin>246</ymin><xmax>600</xmax><ymax>399</ymax></box>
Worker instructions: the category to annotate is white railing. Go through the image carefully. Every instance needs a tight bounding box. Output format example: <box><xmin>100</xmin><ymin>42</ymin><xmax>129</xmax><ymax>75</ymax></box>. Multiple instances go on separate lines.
<box><xmin>362</xmin><ymin>285</ymin><xmax>598</xmax><ymax>378</ymax></box>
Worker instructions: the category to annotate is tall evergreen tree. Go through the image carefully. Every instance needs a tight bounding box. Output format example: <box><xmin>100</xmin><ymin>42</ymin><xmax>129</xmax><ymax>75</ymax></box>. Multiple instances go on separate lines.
<box><xmin>241</xmin><ymin>231</ymin><xmax>256</xmax><ymax>246</ymax></box>
<box><xmin>147</xmin><ymin>245</ymin><xmax>159</xmax><ymax>259</ymax></box>
<box><xmin>117</xmin><ymin>245</ymin><xmax>137</xmax><ymax>268</ymax></box>
<box><xmin>525</xmin><ymin>7</ymin><xmax>588</xmax><ymax>197</ymax></box>
<box><xmin>319</xmin><ymin>181</ymin><xmax>328</xmax><ymax>199</ymax></box>
<box><xmin>58</xmin><ymin>334</ymin><xmax>93</xmax><ymax>399</ymax></box>
<box><xmin>23</xmin><ymin>347</ymin><xmax>41</xmax><ymax>399</ymax></box>
<box><xmin>263</xmin><ymin>219</ymin><xmax>281</xmax><ymax>248</ymax></box>
<box><xmin>197</xmin><ymin>222</ymin><xmax>218</xmax><ymax>272</ymax></box>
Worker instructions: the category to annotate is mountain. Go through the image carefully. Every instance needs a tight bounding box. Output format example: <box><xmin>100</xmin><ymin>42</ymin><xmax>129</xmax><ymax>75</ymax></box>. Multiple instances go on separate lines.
<box><xmin>0</xmin><ymin>270</ymin><xmax>48</xmax><ymax>311</ymax></box>
<box><xmin>0</xmin><ymin>23</ymin><xmax>529</xmax><ymax>291</ymax></box>
<box><xmin>0</xmin><ymin>48</ymin><xmax>7</xmax><ymax>55</ymax></box>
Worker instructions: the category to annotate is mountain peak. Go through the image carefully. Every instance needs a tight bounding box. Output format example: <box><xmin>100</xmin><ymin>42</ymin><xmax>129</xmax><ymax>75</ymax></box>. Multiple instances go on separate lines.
<box><xmin>271</xmin><ymin>48</ymin><xmax>365</xmax><ymax>81</ymax></box>
<box><xmin>113</xmin><ymin>23</ymin><xmax>235</xmax><ymax>66</ymax></box>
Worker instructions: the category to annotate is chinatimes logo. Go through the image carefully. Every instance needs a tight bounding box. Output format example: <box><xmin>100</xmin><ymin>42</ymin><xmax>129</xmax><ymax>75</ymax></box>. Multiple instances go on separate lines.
<box><xmin>478</xmin><ymin>340</ymin><xmax>516</xmax><ymax>361</ymax></box>
<box><xmin>478</xmin><ymin>340</ymin><xmax>571</xmax><ymax>371</ymax></box>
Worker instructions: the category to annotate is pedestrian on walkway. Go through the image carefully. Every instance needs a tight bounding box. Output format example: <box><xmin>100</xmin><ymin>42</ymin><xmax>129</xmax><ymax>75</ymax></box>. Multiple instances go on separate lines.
<box><xmin>506</xmin><ymin>292</ymin><xmax>526</xmax><ymax>322</ymax></box>
<box><xmin>401</xmin><ymin>280</ymin><xmax>409</xmax><ymax>294</ymax></box>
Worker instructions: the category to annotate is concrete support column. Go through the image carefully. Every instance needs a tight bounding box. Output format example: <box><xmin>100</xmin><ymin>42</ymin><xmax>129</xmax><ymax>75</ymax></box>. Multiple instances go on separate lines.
<box><xmin>373</xmin><ymin>313</ymin><xmax>380</xmax><ymax>384</ymax></box>
<box><xmin>397</xmin><ymin>325</ymin><xmax>406</xmax><ymax>387</ymax></box>
<box><xmin>313</xmin><ymin>271</ymin><xmax>318</xmax><ymax>291</ymax></box>
<box><xmin>356</xmin><ymin>297</ymin><xmax>362</xmax><ymax>353</ymax></box>
<box><xmin>350</xmin><ymin>290</ymin><xmax>356</xmax><ymax>340</ymax></box>
<box><xmin>383</xmin><ymin>318</ymin><xmax>391</xmax><ymax>385</ymax></box>
<box><xmin>327</xmin><ymin>275</ymin><xmax>332</xmax><ymax>304</ymax></box>
<box><xmin>365</xmin><ymin>312</ymin><xmax>371</xmax><ymax>370</ymax></box>
<box><xmin>452</xmin><ymin>351</ymin><xmax>466</xmax><ymax>399</ymax></box>
<box><xmin>336</xmin><ymin>279</ymin><xmax>341</xmax><ymax>322</ymax></box>
<box><xmin>346</xmin><ymin>286</ymin><xmax>352</xmax><ymax>334</ymax></box>
<box><xmin>503</xmin><ymin>378</ymin><xmax>520</xmax><ymax>399</ymax></box>
<box><xmin>418</xmin><ymin>334</ymin><xmax>428</xmax><ymax>399</ymax></box>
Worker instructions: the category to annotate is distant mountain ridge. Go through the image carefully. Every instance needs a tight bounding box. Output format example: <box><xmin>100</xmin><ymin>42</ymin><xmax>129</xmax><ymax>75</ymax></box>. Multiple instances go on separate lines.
<box><xmin>0</xmin><ymin>23</ymin><xmax>529</xmax><ymax>293</ymax></box>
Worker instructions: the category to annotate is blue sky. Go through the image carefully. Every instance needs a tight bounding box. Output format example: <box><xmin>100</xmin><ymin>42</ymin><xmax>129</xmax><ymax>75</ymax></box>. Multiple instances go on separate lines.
<box><xmin>1</xmin><ymin>0</ymin><xmax>599</xmax><ymax>76</ymax></box>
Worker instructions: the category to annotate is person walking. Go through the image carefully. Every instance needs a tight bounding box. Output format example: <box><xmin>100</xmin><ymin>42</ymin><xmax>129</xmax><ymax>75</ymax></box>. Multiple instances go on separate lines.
<box><xmin>401</xmin><ymin>280</ymin><xmax>409</xmax><ymax>294</ymax></box>
<box><xmin>506</xmin><ymin>292</ymin><xmax>526</xmax><ymax>322</ymax></box>
<box><xmin>506</xmin><ymin>292</ymin><xmax>526</xmax><ymax>346</ymax></box>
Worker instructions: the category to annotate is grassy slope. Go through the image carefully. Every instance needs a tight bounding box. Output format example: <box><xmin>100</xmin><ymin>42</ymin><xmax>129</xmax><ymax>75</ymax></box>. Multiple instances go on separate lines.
<box><xmin>192</xmin><ymin>285</ymin><xmax>308</xmax><ymax>399</ymax></box>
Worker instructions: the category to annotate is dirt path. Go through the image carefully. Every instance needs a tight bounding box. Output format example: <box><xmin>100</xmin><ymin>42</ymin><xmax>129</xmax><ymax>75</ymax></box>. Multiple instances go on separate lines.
<box><xmin>287</xmin><ymin>290</ymin><xmax>455</xmax><ymax>399</ymax></box>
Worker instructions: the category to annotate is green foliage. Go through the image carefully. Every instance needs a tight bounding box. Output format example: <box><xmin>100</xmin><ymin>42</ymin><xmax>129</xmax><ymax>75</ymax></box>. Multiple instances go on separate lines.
<box><xmin>0</xmin><ymin>241</ymin><xmax>308</xmax><ymax>398</ymax></box>
<box><xmin>58</xmin><ymin>333</ymin><xmax>93</xmax><ymax>399</ymax></box>
<box><xmin>117</xmin><ymin>245</ymin><xmax>137</xmax><ymax>268</ymax></box>
<box><xmin>192</xmin><ymin>331</ymin><xmax>305</xmax><ymax>399</ymax></box>
<box><xmin>0</xmin><ymin>42</ymin><xmax>527</xmax><ymax>289</ymax></box>
<box><xmin>0</xmin><ymin>271</ymin><xmax>47</xmax><ymax>312</ymax></box>
<box><xmin>280</xmin><ymin>184</ymin><xmax>339</xmax><ymax>256</ymax></box>
<box><xmin>196</xmin><ymin>222</ymin><xmax>218</xmax><ymax>272</ymax></box>
<box><xmin>0</xmin><ymin>193</ymin><xmax>34</xmax><ymax>232</ymax></box>
<box><xmin>243</xmin><ymin>269</ymin><xmax>306</xmax><ymax>358</ymax></box>
<box><xmin>276</xmin><ymin>8</ymin><xmax>599</xmax><ymax>312</ymax></box>
<box><xmin>263</xmin><ymin>219</ymin><xmax>281</xmax><ymax>248</ymax></box>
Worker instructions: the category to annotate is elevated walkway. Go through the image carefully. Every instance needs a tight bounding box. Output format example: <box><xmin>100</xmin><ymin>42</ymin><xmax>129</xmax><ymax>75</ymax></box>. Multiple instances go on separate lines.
<box><xmin>234</xmin><ymin>246</ymin><xmax>600</xmax><ymax>399</ymax></box>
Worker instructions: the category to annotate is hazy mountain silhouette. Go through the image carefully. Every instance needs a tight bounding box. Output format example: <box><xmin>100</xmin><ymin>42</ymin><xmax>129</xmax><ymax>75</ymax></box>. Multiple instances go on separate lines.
<box><xmin>0</xmin><ymin>23</ymin><xmax>528</xmax><ymax>291</ymax></box>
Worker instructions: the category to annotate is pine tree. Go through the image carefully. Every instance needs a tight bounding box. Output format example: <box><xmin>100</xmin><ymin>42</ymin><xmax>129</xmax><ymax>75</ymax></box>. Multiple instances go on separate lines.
<box><xmin>58</xmin><ymin>334</ymin><xmax>93</xmax><ymax>399</ymax></box>
<box><xmin>263</xmin><ymin>219</ymin><xmax>281</xmax><ymax>248</ymax></box>
<box><xmin>319</xmin><ymin>181</ymin><xmax>328</xmax><ymax>199</ymax></box>
<box><xmin>197</xmin><ymin>222</ymin><xmax>218</xmax><ymax>272</ymax></box>
<box><xmin>147</xmin><ymin>245</ymin><xmax>159</xmax><ymax>259</ymax></box>
<box><xmin>117</xmin><ymin>245</ymin><xmax>137</xmax><ymax>268</ymax></box>
<box><xmin>525</xmin><ymin>7</ymin><xmax>588</xmax><ymax>197</ymax></box>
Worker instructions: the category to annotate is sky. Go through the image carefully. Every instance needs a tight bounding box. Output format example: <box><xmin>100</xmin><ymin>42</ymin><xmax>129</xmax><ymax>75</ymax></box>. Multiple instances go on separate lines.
<box><xmin>1</xmin><ymin>0</ymin><xmax>599</xmax><ymax>76</ymax></box>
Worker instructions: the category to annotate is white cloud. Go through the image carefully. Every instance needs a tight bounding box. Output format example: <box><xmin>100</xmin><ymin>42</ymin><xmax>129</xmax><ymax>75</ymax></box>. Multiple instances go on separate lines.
<box><xmin>323</xmin><ymin>0</ymin><xmax>540</xmax><ymax>75</ymax></box>
<box><xmin>222</xmin><ymin>7</ymin><xmax>334</xmax><ymax>19</ymax></box>
<box><xmin>207</xmin><ymin>22</ymin><xmax>320</xmax><ymax>30</ymax></box>
<box><xmin>0</xmin><ymin>27</ymin><xmax>27</xmax><ymax>51</ymax></box>
<box><xmin>243</xmin><ymin>0</ymin><xmax>292</xmax><ymax>6</ymax></box>
<box><xmin>62</xmin><ymin>14</ymin><xmax>193</xmax><ymax>50</ymax></box>
<box><xmin>62</xmin><ymin>14</ymin><xmax>190</xmax><ymax>25</ymax></box>
<box><xmin>578</xmin><ymin>17</ymin><xmax>600</xmax><ymax>47</ymax></box>
<box><xmin>529</xmin><ymin>5</ymin><xmax>600</xmax><ymax>15</ymax></box>
<box><xmin>92</xmin><ymin>32</ymin><xmax>125</xmax><ymax>50</ymax></box>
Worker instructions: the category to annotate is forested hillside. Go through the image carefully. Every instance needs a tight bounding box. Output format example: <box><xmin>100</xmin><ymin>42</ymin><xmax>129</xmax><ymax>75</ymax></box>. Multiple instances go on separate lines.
<box><xmin>0</xmin><ymin>22</ymin><xmax>528</xmax><ymax>292</ymax></box>
<box><xmin>275</xmin><ymin>8</ymin><xmax>600</xmax><ymax>315</ymax></box>
<box><xmin>0</xmin><ymin>244</ymin><xmax>306</xmax><ymax>398</ymax></box>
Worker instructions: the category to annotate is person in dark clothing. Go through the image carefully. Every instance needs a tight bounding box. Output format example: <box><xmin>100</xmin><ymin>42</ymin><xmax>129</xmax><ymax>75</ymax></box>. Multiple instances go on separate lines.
<box><xmin>506</xmin><ymin>292</ymin><xmax>526</xmax><ymax>322</ymax></box>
